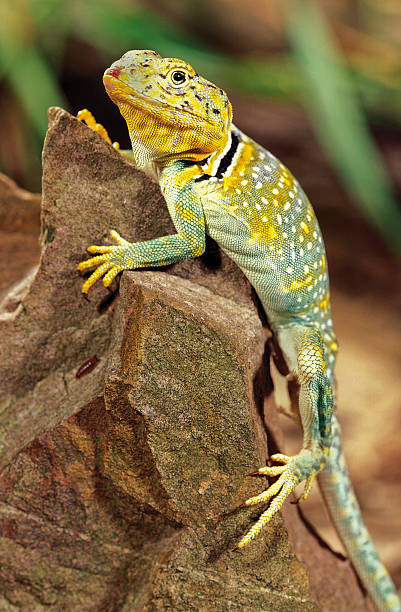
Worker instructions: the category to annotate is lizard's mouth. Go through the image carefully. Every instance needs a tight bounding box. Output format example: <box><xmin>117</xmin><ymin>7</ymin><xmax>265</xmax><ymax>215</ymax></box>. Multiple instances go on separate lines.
<box><xmin>104</xmin><ymin>67</ymin><xmax>121</xmax><ymax>79</ymax></box>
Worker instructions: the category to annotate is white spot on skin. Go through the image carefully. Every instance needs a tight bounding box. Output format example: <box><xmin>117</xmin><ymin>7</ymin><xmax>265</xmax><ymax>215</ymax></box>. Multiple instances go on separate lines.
<box><xmin>256</xmin><ymin>181</ymin><xmax>263</xmax><ymax>189</ymax></box>
<box><xmin>286</xmin><ymin>266</ymin><xmax>294</xmax><ymax>274</ymax></box>
<box><xmin>241</xmin><ymin>180</ymin><xmax>248</xmax><ymax>186</ymax></box>
<box><xmin>292</xmin><ymin>226</ymin><xmax>296</xmax><ymax>234</ymax></box>
<box><xmin>289</xmin><ymin>191</ymin><xmax>294</xmax><ymax>198</ymax></box>
<box><xmin>277</xmin><ymin>214</ymin><xmax>282</xmax><ymax>225</ymax></box>
<box><xmin>272</xmin><ymin>188</ymin><xmax>279</xmax><ymax>195</ymax></box>
<box><xmin>262</xmin><ymin>216</ymin><xmax>267</xmax><ymax>222</ymax></box>
<box><xmin>243</xmin><ymin>201</ymin><xmax>248</xmax><ymax>207</ymax></box>
<box><xmin>284</xmin><ymin>202</ymin><xmax>291</xmax><ymax>210</ymax></box>
<box><xmin>307</xmin><ymin>242</ymin><xmax>312</xmax><ymax>250</ymax></box>
<box><xmin>282</xmin><ymin>232</ymin><xmax>288</xmax><ymax>238</ymax></box>
<box><xmin>299</xmin><ymin>235</ymin><xmax>304</xmax><ymax>242</ymax></box>
<box><xmin>304</xmin><ymin>265</ymin><xmax>309</xmax><ymax>273</ymax></box>
<box><xmin>255</xmin><ymin>203</ymin><xmax>261</xmax><ymax>210</ymax></box>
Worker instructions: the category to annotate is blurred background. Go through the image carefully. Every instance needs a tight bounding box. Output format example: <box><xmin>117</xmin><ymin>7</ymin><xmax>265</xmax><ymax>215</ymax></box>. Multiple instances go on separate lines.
<box><xmin>0</xmin><ymin>0</ymin><xmax>400</xmax><ymax>589</ymax></box>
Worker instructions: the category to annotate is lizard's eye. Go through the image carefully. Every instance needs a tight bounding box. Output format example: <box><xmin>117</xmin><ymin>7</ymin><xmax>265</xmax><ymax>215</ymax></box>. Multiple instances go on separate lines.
<box><xmin>169</xmin><ymin>70</ymin><xmax>188</xmax><ymax>87</ymax></box>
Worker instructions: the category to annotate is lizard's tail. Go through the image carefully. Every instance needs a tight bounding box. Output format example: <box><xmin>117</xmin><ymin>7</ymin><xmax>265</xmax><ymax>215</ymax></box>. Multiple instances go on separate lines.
<box><xmin>317</xmin><ymin>414</ymin><xmax>401</xmax><ymax>612</ymax></box>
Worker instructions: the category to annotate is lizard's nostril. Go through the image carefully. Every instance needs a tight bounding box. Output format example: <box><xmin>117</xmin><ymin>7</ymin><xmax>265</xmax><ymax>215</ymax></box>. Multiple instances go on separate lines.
<box><xmin>105</xmin><ymin>68</ymin><xmax>121</xmax><ymax>79</ymax></box>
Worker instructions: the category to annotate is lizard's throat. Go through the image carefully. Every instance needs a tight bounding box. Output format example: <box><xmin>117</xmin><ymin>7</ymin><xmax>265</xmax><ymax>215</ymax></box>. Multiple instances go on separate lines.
<box><xmin>118</xmin><ymin>102</ymin><xmax>231</xmax><ymax>166</ymax></box>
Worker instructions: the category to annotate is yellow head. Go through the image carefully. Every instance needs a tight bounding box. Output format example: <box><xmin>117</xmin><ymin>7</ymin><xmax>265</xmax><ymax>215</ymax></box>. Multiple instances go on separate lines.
<box><xmin>103</xmin><ymin>50</ymin><xmax>232</xmax><ymax>169</ymax></box>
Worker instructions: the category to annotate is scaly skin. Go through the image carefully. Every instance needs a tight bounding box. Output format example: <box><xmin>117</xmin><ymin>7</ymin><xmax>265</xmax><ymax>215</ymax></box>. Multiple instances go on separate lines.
<box><xmin>77</xmin><ymin>50</ymin><xmax>400</xmax><ymax>611</ymax></box>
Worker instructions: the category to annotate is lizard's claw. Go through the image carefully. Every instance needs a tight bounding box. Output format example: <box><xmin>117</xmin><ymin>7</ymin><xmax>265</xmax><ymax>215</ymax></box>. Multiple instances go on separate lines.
<box><xmin>77</xmin><ymin>230</ymin><xmax>126</xmax><ymax>294</ymax></box>
<box><xmin>237</xmin><ymin>468</ymin><xmax>298</xmax><ymax>550</ymax></box>
<box><xmin>236</xmin><ymin>450</ymin><xmax>323</xmax><ymax>549</ymax></box>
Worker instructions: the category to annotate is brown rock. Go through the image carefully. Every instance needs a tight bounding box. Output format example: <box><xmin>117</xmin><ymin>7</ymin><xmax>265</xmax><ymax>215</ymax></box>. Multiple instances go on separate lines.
<box><xmin>0</xmin><ymin>173</ymin><xmax>40</xmax><ymax>234</ymax></box>
<box><xmin>0</xmin><ymin>107</ymin><xmax>254</xmax><ymax>470</ymax></box>
<box><xmin>0</xmin><ymin>108</ymin><xmax>372</xmax><ymax>610</ymax></box>
<box><xmin>0</xmin><ymin>173</ymin><xmax>41</xmax><ymax>302</ymax></box>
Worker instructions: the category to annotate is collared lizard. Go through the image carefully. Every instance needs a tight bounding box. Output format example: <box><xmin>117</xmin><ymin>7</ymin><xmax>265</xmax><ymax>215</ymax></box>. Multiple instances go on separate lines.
<box><xmin>77</xmin><ymin>50</ymin><xmax>400</xmax><ymax>611</ymax></box>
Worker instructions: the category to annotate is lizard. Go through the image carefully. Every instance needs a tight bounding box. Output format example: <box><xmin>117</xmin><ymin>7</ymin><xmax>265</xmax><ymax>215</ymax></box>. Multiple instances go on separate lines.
<box><xmin>76</xmin><ymin>50</ymin><xmax>400</xmax><ymax>611</ymax></box>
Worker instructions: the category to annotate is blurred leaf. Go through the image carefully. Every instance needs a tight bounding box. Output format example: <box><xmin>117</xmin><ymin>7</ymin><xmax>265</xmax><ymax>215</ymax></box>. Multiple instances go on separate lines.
<box><xmin>283</xmin><ymin>0</ymin><xmax>401</xmax><ymax>252</ymax></box>
<box><xmin>82</xmin><ymin>5</ymin><xmax>299</xmax><ymax>99</ymax></box>
<box><xmin>31</xmin><ymin>0</ymin><xmax>71</xmax><ymax>66</ymax></box>
<box><xmin>0</xmin><ymin>47</ymin><xmax>67</xmax><ymax>139</ymax></box>
<box><xmin>0</xmin><ymin>3</ymin><xmax>67</xmax><ymax>140</ymax></box>
<box><xmin>351</xmin><ymin>68</ymin><xmax>401</xmax><ymax>126</ymax></box>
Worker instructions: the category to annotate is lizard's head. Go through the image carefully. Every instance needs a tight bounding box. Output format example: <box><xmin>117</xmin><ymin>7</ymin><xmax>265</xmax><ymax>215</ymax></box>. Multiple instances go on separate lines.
<box><xmin>103</xmin><ymin>50</ymin><xmax>232</xmax><ymax>168</ymax></box>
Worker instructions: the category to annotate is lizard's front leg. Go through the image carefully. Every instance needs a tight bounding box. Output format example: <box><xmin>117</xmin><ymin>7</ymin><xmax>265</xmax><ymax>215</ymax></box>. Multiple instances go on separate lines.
<box><xmin>237</xmin><ymin>326</ymin><xmax>334</xmax><ymax>548</ymax></box>
<box><xmin>77</xmin><ymin>167</ymin><xmax>206</xmax><ymax>293</ymax></box>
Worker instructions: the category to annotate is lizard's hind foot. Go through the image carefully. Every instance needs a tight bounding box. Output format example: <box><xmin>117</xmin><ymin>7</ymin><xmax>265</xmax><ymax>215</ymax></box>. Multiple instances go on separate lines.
<box><xmin>236</xmin><ymin>449</ymin><xmax>325</xmax><ymax>549</ymax></box>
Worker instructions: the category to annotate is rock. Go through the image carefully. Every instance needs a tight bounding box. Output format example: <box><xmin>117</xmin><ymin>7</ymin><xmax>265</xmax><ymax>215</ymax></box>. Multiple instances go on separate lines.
<box><xmin>0</xmin><ymin>107</ymin><xmax>254</xmax><ymax>470</ymax></box>
<box><xmin>0</xmin><ymin>174</ymin><xmax>41</xmax><ymax>301</ymax></box>
<box><xmin>0</xmin><ymin>108</ymin><xmax>372</xmax><ymax>610</ymax></box>
<box><xmin>0</xmin><ymin>173</ymin><xmax>40</xmax><ymax>234</ymax></box>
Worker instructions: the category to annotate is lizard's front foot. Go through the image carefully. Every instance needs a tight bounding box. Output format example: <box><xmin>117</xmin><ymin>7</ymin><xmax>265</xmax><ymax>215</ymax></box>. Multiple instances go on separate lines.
<box><xmin>236</xmin><ymin>448</ymin><xmax>326</xmax><ymax>549</ymax></box>
<box><xmin>77</xmin><ymin>109</ymin><xmax>120</xmax><ymax>150</ymax></box>
<box><xmin>77</xmin><ymin>229</ymin><xmax>129</xmax><ymax>294</ymax></box>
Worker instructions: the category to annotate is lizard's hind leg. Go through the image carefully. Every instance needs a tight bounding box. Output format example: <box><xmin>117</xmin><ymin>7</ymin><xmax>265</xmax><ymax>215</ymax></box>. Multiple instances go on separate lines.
<box><xmin>237</xmin><ymin>326</ymin><xmax>334</xmax><ymax>548</ymax></box>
